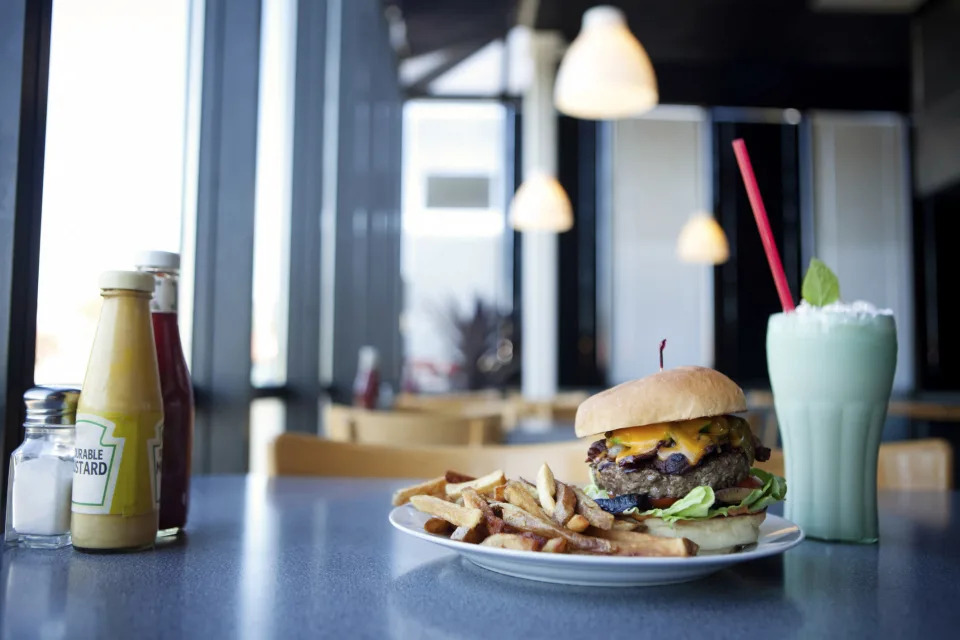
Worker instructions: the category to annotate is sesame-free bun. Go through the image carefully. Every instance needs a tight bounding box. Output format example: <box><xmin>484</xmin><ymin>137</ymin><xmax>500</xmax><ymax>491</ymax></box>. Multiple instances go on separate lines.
<box><xmin>643</xmin><ymin>512</ymin><xmax>766</xmax><ymax>553</ymax></box>
<box><xmin>574</xmin><ymin>366</ymin><xmax>747</xmax><ymax>438</ymax></box>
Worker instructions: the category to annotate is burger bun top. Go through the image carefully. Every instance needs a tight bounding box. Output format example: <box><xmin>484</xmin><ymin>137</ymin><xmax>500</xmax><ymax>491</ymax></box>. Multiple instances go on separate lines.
<box><xmin>575</xmin><ymin>366</ymin><xmax>746</xmax><ymax>439</ymax></box>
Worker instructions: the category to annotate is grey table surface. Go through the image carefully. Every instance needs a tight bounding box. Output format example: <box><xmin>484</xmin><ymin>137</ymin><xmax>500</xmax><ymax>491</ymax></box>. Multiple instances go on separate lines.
<box><xmin>2</xmin><ymin>476</ymin><xmax>959</xmax><ymax>640</ymax></box>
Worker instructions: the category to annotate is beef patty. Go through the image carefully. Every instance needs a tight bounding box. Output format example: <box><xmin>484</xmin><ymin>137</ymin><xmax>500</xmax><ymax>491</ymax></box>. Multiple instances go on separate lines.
<box><xmin>589</xmin><ymin>448</ymin><xmax>753</xmax><ymax>499</ymax></box>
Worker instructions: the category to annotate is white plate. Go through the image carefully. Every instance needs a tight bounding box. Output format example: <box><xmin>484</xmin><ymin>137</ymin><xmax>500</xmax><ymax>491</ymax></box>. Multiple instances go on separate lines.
<box><xmin>389</xmin><ymin>505</ymin><xmax>804</xmax><ymax>587</ymax></box>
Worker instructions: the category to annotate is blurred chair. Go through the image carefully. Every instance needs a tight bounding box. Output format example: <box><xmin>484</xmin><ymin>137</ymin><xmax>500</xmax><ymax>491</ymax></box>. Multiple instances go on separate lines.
<box><xmin>324</xmin><ymin>403</ymin><xmax>354</xmax><ymax>441</ymax></box>
<box><xmin>268</xmin><ymin>433</ymin><xmax>590</xmax><ymax>483</ymax></box>
<box><xmin>755</xmin><ymin>438</ymin><xmax>954</xmax><ymax>491</ymax></box>
<box><xmin>322</xmin><ymin>403</ymin><xmax>503</xmax><ymax>447</ymax></box>
<box><xmin>394</xmin><ymin>391</ymin><xmax>513</xmax><ymax>427</ymax></box>
<box><xmin>395</xmin><ymin>390</ymin><xmax>503</xmax><ymax>411</ymax></box>
<box><xmin>508</xmin><ymin>390</ymin><xmax>590</xmax><ymax>423</ymax></box>
<box><xmin>876</xmin><ymin>439</ymin><xmax>954</xmax><ymax>490</ymax></box>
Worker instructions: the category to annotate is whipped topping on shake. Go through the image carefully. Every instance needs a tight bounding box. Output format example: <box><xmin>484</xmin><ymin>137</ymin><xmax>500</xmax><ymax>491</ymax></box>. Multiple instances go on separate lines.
<box><xmin>793</xmin><ymin>300</ymin><xmax>893</xmax><ymax>317</ymax></box>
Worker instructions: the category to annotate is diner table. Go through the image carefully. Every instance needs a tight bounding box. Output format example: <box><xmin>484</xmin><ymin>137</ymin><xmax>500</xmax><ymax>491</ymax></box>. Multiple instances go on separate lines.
<box><xmin>2</xmin><ymin>476</ymin><xmax>959</xmax><ymax>639</ymax></box>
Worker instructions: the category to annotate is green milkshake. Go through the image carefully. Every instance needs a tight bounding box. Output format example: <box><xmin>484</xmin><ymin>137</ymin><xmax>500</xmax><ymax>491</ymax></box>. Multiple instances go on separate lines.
<box><xmin>766</xmin><ymin>260</ymin><xmax>897</xmax><ymax>542</ymax></box>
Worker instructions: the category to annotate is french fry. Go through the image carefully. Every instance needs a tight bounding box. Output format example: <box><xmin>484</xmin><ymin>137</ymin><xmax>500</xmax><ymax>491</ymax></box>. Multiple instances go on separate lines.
<box><xmin>519</xmin><ymin>478</ymin><xmax>540</xmax><ymax>499</ymax></box>
<box><xmin>571</xmin><ymin>485</ymin><xmax>615</xmax><ymax>530</ymax></box>
<box><xmin>392</xmin><ymin>476</ymin><xmax>447</xmax><ymax>506</ymax></box>
<box><xmin>480</xmin><ymin>534</ymin><xmax>539</xmax><ymax>551</ymax></box>
<box><xmin>423</xmin><ymin>517</ymin><xmax>453</xmax><ymax>535</ymax></box>
<box><xmin>553</xmin><ymin>481</ymin><xmax>577</xmax><ymax>526</ymax></box>
<box><xmin>536</xmin><ymin>464</ymin><xmax>557</xmax><ymax>515</ymax></box>
<box><xmin>410</xmin><ymin>495</ymin><xmax>483</xmax><ymax>529</ymax></box>
<box><xmin>542</xmin><ymin>537</ymin><xmax>567</xmax><ymax>553</ymax></box>
<box><xmin>445</xmin><ymin>470</ymin><xmax>475</xmax><ymax>483</ymax></box>
<box><xmin>498</xmin><ymin>503</ymin><xmax>614</xmax><ymax>553</ymax></box>
<box><xmin>504</xmin><ymin>481</ymin><xmax>550</xmax><ymax>520</ymax></box>
<box><xmin>565</xmin><ymin>514</ymin><xmax>590</xmax><ymax>533</ymax></box>
<box><xmin>518</xmin><ymin>532</ymin><xmax>549</xmax><ymax>550</ymax></box>
<box><xmin>592</xmin><ymin>528</ymin><xmax>698</xmax><ymax>557</ymax></box>
<box><xmin>462</xmin><ymin>488</ymin><xmax>509</xmax><ymax>535</ymax></box>
<box><xmin>451</xmin><ymin>525</ymin><xmax>484</xmax><ymax>544</ymax></box>
<box><xmin>611</xmin><ymin>519</ymin><xmax>642</xmax><ymax>531</ymax></box>
<box><xmin>402</xmin><ymin>463</ymin><xmax>700</xmax><ymax>559</ymax></box>
<box><xmin>445</xmin><ymin>469</ymin><xmax>506</xmax><ymax>499</ymax></box>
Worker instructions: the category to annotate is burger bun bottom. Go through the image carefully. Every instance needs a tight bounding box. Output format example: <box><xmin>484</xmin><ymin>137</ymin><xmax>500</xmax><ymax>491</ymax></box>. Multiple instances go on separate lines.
<box><xmin>642</xmin><ymin>512</ymin><xmax>766</xmax><ymax>554</ymax></box>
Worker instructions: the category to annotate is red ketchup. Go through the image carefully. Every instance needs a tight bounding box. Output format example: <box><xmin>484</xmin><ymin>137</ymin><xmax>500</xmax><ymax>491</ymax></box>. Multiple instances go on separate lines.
<box><xmin>137</xmin><ymin>251</ymin><xmax>194</xmax><ymax>535</ymax></box>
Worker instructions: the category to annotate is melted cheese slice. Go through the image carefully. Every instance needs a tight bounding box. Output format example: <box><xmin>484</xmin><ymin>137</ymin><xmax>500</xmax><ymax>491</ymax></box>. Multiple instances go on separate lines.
<box><xmin>607</xmin><ymin>416</ymin><xmax>747</xmax><ymax>466</ymax></box>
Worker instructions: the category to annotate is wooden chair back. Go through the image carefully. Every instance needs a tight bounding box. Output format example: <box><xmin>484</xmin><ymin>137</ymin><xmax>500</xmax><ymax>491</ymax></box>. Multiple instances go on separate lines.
<box><xmin>395</xmin><ymin>390</ymin><xmax>503</xmax><ymax>410</ymax></box>
<box><xmin>508</xmin><ymin>390</ymin><xmax>590</xmax><ymax>423</ymax></box>
<box><xmin>394</xmin><ymin>392</ymin><xmax>516</xmax><ymax>429</ymax></box>
<box><xmin>876</xmin><ymin>439</ymin><xmax>954</xmax><ymax>490</ymax></box>
<box><xmin>322</xmin><ymin>404</ymin><xmax>503</xmax><ymax>446</ymax></box>
<box><xmin>755</xmin><ymin>438</ymin><xmax>954</xmax><ymax>491</ymax></box>
<box><xmin>268</xmin><ymin>433</ymin><xmax>591</xmax><ymax>483</ymax></box>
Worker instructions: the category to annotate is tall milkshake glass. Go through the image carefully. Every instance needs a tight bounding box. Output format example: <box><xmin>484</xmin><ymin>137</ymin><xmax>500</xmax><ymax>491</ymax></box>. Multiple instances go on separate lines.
<box><xmin>766</xmin><ymin>302</ymin><xmax>897</xmax><ymax>543</ymax></box>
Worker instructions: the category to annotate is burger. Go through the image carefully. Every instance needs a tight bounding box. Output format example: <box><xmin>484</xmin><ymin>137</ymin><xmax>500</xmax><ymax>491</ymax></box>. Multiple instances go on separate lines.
<box><xmin>577</xmin><ymin>366</ymin><xmax>786</xmax><ymax>553</ymax></box>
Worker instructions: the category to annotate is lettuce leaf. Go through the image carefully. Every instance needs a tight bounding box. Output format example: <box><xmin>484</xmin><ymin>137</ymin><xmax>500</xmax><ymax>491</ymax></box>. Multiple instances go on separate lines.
<box><xmin>641</xmin><ymin>486</ymin><xmax>716</xmax><ymax>522</ymax></box>
<box><xmin>583</xmin><ymin>468</ymin><xmax>787</xmax><ymax>523</ymax></box>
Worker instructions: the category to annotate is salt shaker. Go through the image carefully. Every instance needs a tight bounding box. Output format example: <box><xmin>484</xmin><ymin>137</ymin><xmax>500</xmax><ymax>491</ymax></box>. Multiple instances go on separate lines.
<box><xmin>4</xmin><ymin>386</ymin><xmax>80</xmax><ymax>549</ymax></box>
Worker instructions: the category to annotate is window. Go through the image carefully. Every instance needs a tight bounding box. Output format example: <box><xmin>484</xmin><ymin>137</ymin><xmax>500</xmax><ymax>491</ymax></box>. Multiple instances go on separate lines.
<box><xmin>250</xmin><ymin>0</ymin><xmax>296</xmax><ymax>388</ymax></box>
<box><xmin>34</xmin><ymin>0</ymin><xmax>193</xmax><ymax>383</ymax></box>
<box><xmin>400</xmin><ymin>101</ymin><xmax>513</xmax><ymax>392</ymax></box>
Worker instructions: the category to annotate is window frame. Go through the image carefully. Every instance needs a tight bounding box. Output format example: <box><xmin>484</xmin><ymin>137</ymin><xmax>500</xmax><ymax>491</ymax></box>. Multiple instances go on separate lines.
<box><xmin>0</xmin><ymin>0</ymin><xmax>53</xmax><ymax>515</ymax></box>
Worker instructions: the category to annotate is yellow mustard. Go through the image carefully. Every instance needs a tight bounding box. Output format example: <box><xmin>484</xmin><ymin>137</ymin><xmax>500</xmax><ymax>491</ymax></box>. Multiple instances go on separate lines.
<box><xmin>71</xmin><ymin>271</ymin><xmax>163</xmax><ymax>551</ymax></box>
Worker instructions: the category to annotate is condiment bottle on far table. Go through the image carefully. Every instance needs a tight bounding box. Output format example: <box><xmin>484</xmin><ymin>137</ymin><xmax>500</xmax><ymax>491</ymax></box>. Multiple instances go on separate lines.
<box><xmin>71</xmin><ymin>271</ymin><xmax>163</xmax><ymax>552</ymax></box>
<box><xmin>353</xmin><ymin>346</ymin><xmax>380</xmax><ymax>409</ymax></box>
<box><xmin>136</xmin><ymin>251</ymin><xmax>194</xmax><ymax>536</ymax></box>
<box><xmin>4</xmin><ymin>386</ymin><xmax>80</xmax><ymax>549</ymax></box>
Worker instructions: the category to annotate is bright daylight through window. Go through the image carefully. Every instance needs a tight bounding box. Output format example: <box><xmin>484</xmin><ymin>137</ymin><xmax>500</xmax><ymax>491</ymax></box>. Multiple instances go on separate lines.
<box><xmin>401</xmin><ymin>101</ymin><xmax>513</xmax><ymax>393</ymax></box>
<box><xmin>34</xmin><ymin>0</ymin><xmax>192</xmax><ymax>384</ymax></box>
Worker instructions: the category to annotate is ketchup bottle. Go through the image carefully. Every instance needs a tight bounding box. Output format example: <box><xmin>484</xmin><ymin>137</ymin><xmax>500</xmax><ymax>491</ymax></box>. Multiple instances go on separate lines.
<box><xmin>136</xmin><ymin>251</ymin><xmax>194</xmax><ymax>536</ymax></box>
<box><xmin>353</xmin><ymin>346</ymin><xmax>380</xmax><ymax>409</ymax></box>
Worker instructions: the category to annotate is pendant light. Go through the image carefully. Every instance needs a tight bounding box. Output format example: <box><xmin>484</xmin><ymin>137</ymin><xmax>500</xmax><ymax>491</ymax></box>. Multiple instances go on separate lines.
<box><xmin>554</xmin><ymin>6</ymin><xmax>658</xmax><ymax>120</ymax></box>
<box><xmin>677</xmin><ymin>213</ymin><xmax>730</xmax><ymax>264</ymax></box>
<box><xmin>509</xmin><ymin>172</ymin><xmax>573</xmax><ymax>232</ymax></box>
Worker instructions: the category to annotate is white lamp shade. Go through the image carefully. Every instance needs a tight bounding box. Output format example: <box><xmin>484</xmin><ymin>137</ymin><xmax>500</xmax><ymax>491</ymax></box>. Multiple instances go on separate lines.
<box><xmin>677</xmin><ymin>214</ymin><xmax>730</xmax><ymax>264</ymax></box>
<box><xmin>509</xmin><ymin>173</ymin><xmax>573</xmax><ymax>232</ymax></box>
<box><xmin>554</xmin><ymin>6</ymin><xmax>658</xmax><ymax>120</ymax></box>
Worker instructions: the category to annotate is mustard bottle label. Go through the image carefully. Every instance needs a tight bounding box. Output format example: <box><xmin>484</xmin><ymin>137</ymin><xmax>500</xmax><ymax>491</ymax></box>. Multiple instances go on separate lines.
<box><xmin>72</xmin><ymin>412</ymin><xmax>163</xmax><ymax>516</ymax></box>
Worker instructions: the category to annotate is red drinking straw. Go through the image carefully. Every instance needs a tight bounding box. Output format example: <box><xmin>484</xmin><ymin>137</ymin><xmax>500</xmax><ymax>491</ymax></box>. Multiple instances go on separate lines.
<box><xmin>731</xmin><ymin>139</ymin><xmax>796</xmax><ymax>312</ymax></box>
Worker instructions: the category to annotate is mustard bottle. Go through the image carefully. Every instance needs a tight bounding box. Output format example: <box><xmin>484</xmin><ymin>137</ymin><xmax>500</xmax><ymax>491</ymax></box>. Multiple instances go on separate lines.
<box><xmin>71</xmin><ymin>271</ymin><xmax>163</xmax><ymax>551</ymax></box>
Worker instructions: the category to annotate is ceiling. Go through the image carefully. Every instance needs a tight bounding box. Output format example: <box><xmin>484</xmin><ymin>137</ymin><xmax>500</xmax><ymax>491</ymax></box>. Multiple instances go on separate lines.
<box><xmin>391</xmin><ymin>0</ymin><xmax>926</xmax><ymax>109</ymax></box>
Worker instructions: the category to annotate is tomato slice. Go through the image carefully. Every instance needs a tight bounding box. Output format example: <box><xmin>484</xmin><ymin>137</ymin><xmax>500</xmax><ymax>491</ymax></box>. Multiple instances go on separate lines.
<box><xmin>650</xmin><ymin>497</ymin><xmax>679</xmax><ymax>509</ymax></box>
<box><xmin>736</xmin><ymin>476</ymin><xmax>764</xmax><ymax>490</ymax></box>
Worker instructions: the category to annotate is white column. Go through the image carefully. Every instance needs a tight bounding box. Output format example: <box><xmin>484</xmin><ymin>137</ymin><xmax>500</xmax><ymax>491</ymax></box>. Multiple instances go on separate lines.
<box><xmin>521</xmin><ymin>33</ymin><xmax>563</xmax><ymax>401</ymax></box>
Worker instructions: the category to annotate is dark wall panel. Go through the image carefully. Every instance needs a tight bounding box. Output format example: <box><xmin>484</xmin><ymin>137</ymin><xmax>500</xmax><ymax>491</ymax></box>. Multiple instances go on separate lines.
<box><xmin>712</xmin><ymin>117</ymin><xmax>803</xmax><ymax>388</ymax></box>
<box><xmin>913</xmin><ymin>0</ymin><xmax>960</xmax><ymax>195</ymax></box>
<box><xmin>914</xmin><ymin>178</ymin><xmax>960</xmax><ymax>391</ymax></box>
<box><xmin>330</xmin><ymin>0</ymin><xmax>403</xmax><ymax>402</ymax></box>
<box><xmin>285</xmin><ymin>0</ymin><xmax>327</xmax><ymax>432</ymax></box>
<box><xmin>191</xmin><ymin>0</ymin><xmax>262</xmax><ymax>472</ymax></box>
<box><xmin>557</xmin><ymin>116</ymin><xmax>602</xmax><ymax>388</ymax></box>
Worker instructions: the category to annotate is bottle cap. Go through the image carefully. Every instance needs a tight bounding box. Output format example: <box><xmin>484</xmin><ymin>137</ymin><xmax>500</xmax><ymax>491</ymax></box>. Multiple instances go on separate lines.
<box><xmin>358</xmin><ymin>346</ymin><xmax>380</xmax><ymax>370</ymax></box>
<box><xmin>99</xmin><ymin>270</ymin><xmax>155</xmax><ymax>292</ymax></box>
<box><xmin>135</xmin><ymin>250</ymin><xmax>180</xmax><ymax>271</ymax></box>
<box><xmin>23</xmin><ymin>386</ymin><xmax>81</xmax><ymax>428</ymax></box>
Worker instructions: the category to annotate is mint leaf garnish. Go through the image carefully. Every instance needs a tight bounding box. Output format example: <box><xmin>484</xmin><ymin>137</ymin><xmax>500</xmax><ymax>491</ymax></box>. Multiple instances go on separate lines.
<box><xmin>801</xmin><ymin>258</ymin><xmax>840</xmax><ymax>306</ymax></box>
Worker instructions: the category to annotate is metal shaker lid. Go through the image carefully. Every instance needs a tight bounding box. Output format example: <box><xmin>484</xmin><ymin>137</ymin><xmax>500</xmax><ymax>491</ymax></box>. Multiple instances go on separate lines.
<box><xmin>23</xmin><ymin>386</ymin><xmax>81</xmax><ymax>428</ymax></box>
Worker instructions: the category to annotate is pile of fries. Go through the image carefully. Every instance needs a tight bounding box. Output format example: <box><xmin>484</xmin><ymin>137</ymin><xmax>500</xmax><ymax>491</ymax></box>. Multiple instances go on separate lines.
<box><xmin>392</xmin><ymin>463</ymin><xmax>698</xmax><ymax>557</ymax></box>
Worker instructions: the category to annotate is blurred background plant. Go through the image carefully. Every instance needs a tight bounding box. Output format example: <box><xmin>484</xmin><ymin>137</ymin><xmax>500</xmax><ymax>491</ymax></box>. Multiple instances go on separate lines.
<box><xmin>432</xmin><ymin>297</ymin><xmax>519</xmax><ymax>390</ymax></box>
